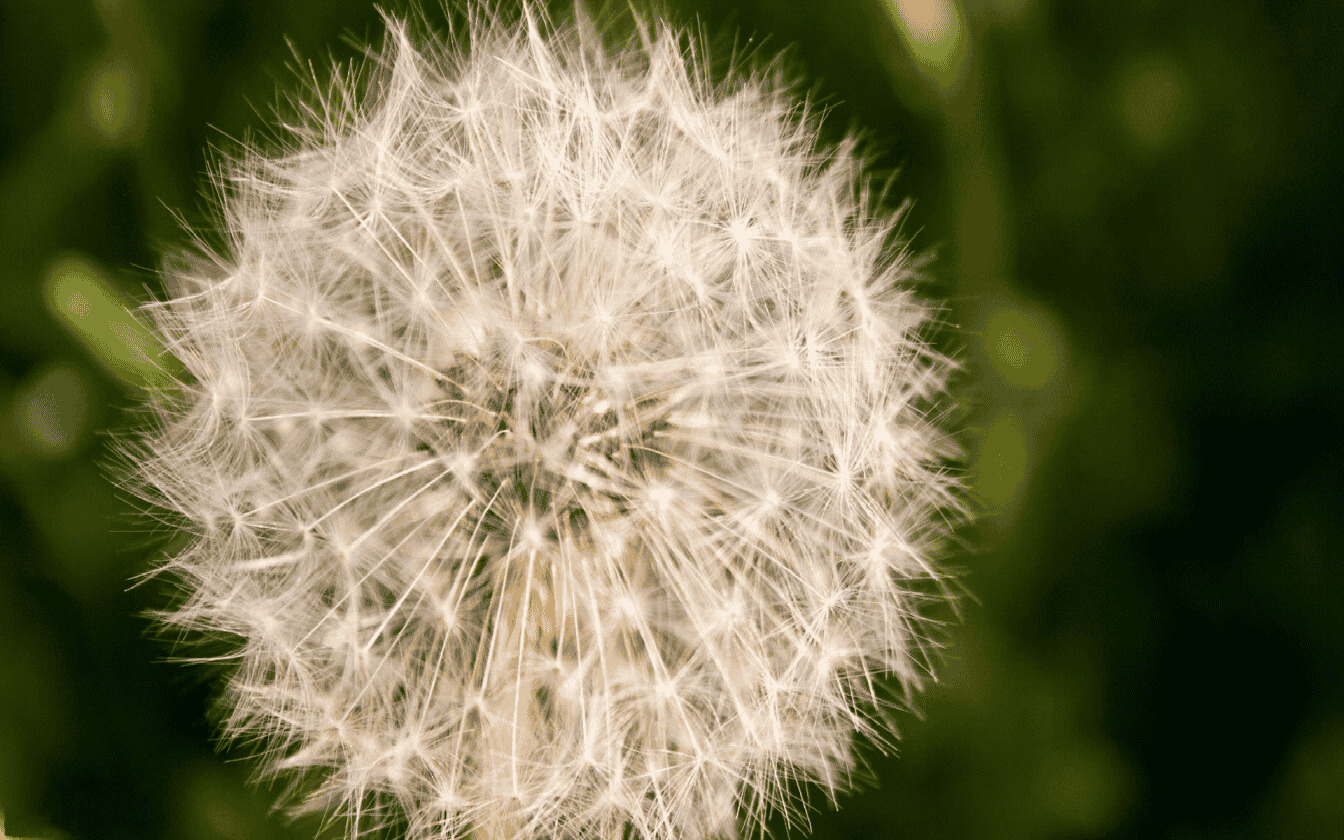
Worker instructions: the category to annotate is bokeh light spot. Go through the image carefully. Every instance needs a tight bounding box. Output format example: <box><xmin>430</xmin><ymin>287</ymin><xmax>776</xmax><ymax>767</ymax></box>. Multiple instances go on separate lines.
<box><xmin>985</xmin><ymin>304</ymin><xmax>1062</xmax><ymax>390</ymax></box>
<box><xmin>86</xmin><ymin>58</ymin><xmax>141</xmax><ymax>142</ymax></box>
<box><xmin>43</xmin><ymin>254</ymin><xmax>179</xmax><ymax>389</ymax></box>
<box><xmin>1117</xmin><ymin>55</ymin><xmax>1191</xmax><ymax>154</ymax></box>
<box><xmin>13</xmin><ymin>365</ymin><xmax>90</xmax><ymax>458</ymax></box>
<box><xmin>884</xmin><ymin>0</ymin><xmax>968</xmax><ymax>93</ymax></box>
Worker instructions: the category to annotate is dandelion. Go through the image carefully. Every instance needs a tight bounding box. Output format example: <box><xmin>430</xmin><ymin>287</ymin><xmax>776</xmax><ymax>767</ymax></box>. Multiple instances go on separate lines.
<box><xmin>130</xmin><ymin>4</ymin><xmax>963</xmax><ymax>839</ymax></box>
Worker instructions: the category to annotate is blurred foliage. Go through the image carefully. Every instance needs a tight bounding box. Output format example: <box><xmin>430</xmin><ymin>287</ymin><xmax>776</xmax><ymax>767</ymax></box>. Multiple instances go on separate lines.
<box><xmin>1</xmin><ymin>0</ymin><xmax>1340</xmax><ymax>838</ymax></box>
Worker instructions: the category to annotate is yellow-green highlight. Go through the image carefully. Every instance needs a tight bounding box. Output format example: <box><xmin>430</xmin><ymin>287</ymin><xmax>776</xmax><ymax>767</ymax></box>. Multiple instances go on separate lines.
<box><xmin>883</xmin><ymin>0</ymin><xmax>969</xmax><ymax>94</ymax></box>
<box><xmin>85</xmin><ymin>57</ymin><xmax>141</xmax><ymax>143</ymax></box>
<box><xmin>984</xmin><ymin>304</ymin><xmax>1062</xmax><ymax>390</ymax></box>
<box><xmin>43</xmin><ymin>254</ymin><xmax>179</xmax><ymax>389</ymax></box>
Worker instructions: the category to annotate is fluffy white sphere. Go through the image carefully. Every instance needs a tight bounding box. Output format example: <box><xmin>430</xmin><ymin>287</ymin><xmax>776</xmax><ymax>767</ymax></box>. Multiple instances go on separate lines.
<box><xmin>134</xmin><ymin>6</ymin><xmax>962</xmax><ymax>839</ymax></box>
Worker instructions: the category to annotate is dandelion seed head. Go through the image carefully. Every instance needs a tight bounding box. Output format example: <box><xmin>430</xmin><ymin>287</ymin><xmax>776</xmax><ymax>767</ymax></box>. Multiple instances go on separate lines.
<box><xmin>130</xmin><ymin>4</ymin><xmax>964</xmax><ymax>839</ymax></box>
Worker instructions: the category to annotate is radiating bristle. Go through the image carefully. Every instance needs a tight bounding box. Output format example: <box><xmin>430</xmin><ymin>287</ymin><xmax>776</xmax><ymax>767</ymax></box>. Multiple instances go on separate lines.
<box><xmin>128</xmin><ymin>4</ymin><xmax>964</xmax><ymax>839</ymax></box>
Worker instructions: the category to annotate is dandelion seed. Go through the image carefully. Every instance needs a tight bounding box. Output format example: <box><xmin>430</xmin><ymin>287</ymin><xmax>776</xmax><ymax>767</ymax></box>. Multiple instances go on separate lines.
<box><xmin>127</xmin><ymin>4</ymin><xmax>964</xmax><ymax>840</ymax></box>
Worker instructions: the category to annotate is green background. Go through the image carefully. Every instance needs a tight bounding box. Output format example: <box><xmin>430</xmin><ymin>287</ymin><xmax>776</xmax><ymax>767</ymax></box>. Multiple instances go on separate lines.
<box><xmin>1</xmin><ymin>0</ymin><xmax>1340</xmax><ymax>838</ymax></box>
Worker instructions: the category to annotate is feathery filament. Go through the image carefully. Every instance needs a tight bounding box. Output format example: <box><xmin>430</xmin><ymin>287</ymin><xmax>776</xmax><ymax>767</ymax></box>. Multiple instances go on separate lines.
<box><xmin>133</xmin><ymin>6</ymin><xmax>963</xmax><ymax>840</ymax></box>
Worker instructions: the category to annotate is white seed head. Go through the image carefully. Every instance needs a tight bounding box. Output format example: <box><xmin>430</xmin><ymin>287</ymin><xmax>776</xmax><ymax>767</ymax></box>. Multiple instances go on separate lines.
<box><xmin>131</xmin><ymin>5</ymin><xmax>963</xmax><ymax>840</ymax></box>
